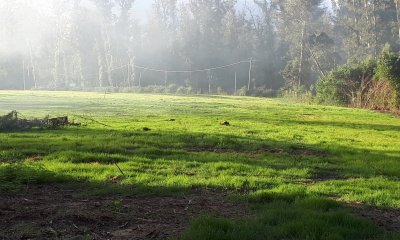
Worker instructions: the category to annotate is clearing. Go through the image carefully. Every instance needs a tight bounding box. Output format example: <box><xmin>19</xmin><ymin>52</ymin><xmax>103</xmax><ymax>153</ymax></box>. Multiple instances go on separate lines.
<box><xmin>0</xmin><ymin>91</ymin><xmax>399</xmax><ymax>240</ymax></box>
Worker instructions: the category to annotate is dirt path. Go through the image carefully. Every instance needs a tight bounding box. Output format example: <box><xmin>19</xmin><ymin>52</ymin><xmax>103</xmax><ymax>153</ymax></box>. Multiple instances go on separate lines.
<box><xmin>0</xmin><ymin>185</ymin><xmax>249</xmax><ymax>240</ymax></box>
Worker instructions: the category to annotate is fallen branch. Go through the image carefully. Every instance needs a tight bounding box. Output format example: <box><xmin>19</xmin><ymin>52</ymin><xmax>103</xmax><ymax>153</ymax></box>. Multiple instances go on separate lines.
<box><xmin>0</xmin><ymin>111</ymin><xmax>80</xmax><ymax>131</ymax></box>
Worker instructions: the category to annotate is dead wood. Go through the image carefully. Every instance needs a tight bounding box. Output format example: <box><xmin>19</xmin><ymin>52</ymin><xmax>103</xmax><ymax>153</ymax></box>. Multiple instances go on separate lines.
<box><xmin>0</xmin><ymin>111</ymin><xmax>80</xmax><ymax>131</ymax></box>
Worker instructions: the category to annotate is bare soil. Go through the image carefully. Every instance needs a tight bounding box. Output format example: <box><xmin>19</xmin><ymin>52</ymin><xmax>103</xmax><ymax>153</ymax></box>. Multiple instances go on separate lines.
<box><xmin>345</xmin><ymin>200</ymin><xmax>400</xmax><ymax>233</ymax></box>
<box><xmin>310</xmin><ymin>168</ymin><xmax>347</xmax><ymax>182</ymax></box>
<box><xmin>0</xmin><ymin>185</ymin><xmax>249</xmax><ymax>240</ymax></box>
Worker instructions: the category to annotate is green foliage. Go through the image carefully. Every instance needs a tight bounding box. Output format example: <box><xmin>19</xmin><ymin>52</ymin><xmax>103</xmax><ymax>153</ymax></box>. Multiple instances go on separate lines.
<box><xmin>375</xmin><ymin>45</ymin><xmax>400</xmax><ymax>108</ymax></box>
<box><xmin>316</xmin><ymin>50</ymin><xmax>400</xmax><ymax>111</ymax></box>
<box><xmin>176</xmin><ymin>86</ymin><xmax>194</xmax><ymax>95</ymax></box>
<box><xmin>236</xmin><ymin>86</ymin><xmax>248</xmax><ymax>96</ymax></box>
<box><xmin>281</xmin><ymin>59</ymin><xmax>300</xmax><ymax>88</ymax></box>
<box><xmin>279</xmin><ymin>85</ymin><xmax>313</xmax><ymax>103</ymax></box>
<box><xmin>166</xmin><ymin>84</ymin><xmax>179</xmax><ymax>94</ymax></box>
<box><xmin>317</xmin><ymin>57</ymin><xmax>376</xmax><ymax>105</ymax></box>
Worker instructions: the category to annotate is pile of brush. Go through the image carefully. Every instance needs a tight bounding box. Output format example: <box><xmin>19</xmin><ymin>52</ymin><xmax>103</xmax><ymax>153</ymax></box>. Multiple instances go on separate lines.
<box><xmin>0</xmin><ymin>111</ymin><xmax>80</xmax><ymax>131</ymax></box>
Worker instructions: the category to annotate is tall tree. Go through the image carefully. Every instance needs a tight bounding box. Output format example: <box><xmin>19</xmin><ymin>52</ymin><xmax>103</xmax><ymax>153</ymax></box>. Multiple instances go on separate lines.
<box><xmin>276</xmin><ymin>0</ymin><xmax>328</xmax><ymax>88</ymax></box>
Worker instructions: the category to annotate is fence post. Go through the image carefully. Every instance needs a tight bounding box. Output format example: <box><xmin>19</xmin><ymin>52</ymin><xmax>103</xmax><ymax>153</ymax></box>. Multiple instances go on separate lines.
<box><xmin>139</xmin><ymin>72</ymin><xmax>142</xmax><ymax>87</ymax></box>
<box><xmin>234</xmin><ymin>72</ymin><xmax>237</xmax><ymax>95</ymax></box>
<box><xmin>208</xmin><ymin>70</ymin><xmax>211</xmax><ymax>95</ymax></box>
<box><xmin>164</xmin><ymin>71</ymin><xmax>168</xmax><ymax>87</ymax></box>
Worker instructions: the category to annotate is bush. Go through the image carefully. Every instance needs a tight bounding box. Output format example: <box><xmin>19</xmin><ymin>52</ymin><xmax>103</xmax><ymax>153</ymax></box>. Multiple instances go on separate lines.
<box><xmin>236</xmin><ymin>86</ymin><xmax>248</xmax><ymax>96</ymax></box>
<box><xmin>316</xmin><ymin>57</ymin><xmax>376</xmax><ymax>107</ymax></box>
<box><xmin>375</xmin><ymin>45</ymin><xmax>400</xmax><ymax>109</ymax></box>
<box><xmin>280</xmin><ymin>85</ymin><xmax>313</xmax><ymax>103</ymax></box>
<box><xmin>317</xmin><ymin>47</ymin><xmax>400</xmax><ymax>111</ymax></box>
<box><xmin>176</xmin><ymin>86</ymin><xmax>194</xmax><ymax>95</ymax></box>
<box><xmin>250</xmin><ymin>87</ymin><xmax>277</xmax><ymax>98</ymax></box>
<box><xmin>166</xmin><ymin>84</ymin><xmax>178</xmax><ymax>94</ymax></box>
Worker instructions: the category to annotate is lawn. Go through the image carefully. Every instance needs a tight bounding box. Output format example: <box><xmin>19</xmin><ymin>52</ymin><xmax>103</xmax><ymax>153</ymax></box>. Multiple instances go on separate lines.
<box><xmin>0</xmin><ymin>91</ymin><xmax>399</xmax><ymax>239</ymax></box>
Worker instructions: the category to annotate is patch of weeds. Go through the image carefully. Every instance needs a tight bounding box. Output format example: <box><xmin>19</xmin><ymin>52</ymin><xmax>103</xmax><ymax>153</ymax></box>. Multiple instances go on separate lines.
<box><xmin>110</xmin><ymin>199</ymin><xmax>123</xmax><ymax>212</ymax></box>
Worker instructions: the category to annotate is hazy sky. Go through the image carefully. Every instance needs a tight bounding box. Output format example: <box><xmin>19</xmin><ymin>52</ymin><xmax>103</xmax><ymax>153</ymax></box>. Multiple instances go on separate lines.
<box><xmin>132</xmin><ymin>0</ymin><xmax>333</xmax><ymax>22</ymax></box>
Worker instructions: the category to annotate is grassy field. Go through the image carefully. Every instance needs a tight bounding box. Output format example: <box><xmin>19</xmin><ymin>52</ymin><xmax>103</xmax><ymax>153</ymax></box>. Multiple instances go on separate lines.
<box><xmin>0</xmin><ymin>91</ymin><xmax>399</xmax><ymax>239</ymax></box>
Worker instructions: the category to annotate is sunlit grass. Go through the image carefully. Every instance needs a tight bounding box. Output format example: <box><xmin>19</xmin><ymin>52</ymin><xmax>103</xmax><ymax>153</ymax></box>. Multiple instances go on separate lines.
<box><xmin>0</xmin><ymin>91</ymin><xmax>399</xmax><ymax>239</ymax></box>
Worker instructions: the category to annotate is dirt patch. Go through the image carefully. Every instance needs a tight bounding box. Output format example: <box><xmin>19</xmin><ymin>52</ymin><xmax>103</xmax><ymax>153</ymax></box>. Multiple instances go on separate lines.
<box><xmin>0</xmin><ymin>185</ymin><xmax>249</xmax><ymax>240</ymax></box>
<box><xmin>310</xmin><ymin>169</ymin><xmax>346</xmax><ymax>182</ymax></box>
<box><xmin>26</xmin><ymin>155</ymin><xmax>43</xmax><ymax>162</ymax></box>
<box><xmin>186</xmin><ymin>146</ymin><xmax>327</xmax><ymax>157</ymax></box>
<box><xmin>344</xmin><ymin>200</ymin><xmax>400</xmax><ymax>233</ymax></box>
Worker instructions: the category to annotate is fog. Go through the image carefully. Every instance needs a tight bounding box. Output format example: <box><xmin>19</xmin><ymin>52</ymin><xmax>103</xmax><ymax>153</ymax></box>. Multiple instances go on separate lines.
<box><xmin>0</xmin><ymin>0</ymin><xmax>399</xmax><ymax>95</ymax></box>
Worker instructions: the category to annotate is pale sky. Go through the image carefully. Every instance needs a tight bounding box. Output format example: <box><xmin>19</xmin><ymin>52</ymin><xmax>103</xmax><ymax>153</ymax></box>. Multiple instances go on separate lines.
<box><xmin>132</xmin><ymin>0</ymin><xmax>333</xmax><ymax>22</ymax></box>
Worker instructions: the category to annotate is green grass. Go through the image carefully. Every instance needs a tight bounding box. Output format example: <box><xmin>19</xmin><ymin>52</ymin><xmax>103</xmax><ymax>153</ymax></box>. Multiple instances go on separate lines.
<box><xmin>0</xmin><ymin>91</ymin><xmax>399</xmax><ymax>239</ymax></box>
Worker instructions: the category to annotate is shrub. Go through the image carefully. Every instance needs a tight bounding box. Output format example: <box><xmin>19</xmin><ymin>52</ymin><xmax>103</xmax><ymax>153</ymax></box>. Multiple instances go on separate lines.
<box><xmin>251</xmin><ymin>87</ymin><xmax>277</xmax><ymax>98</ymax></box>
<box><xmin>317</xmin><ymin>47</ymin><xmax>400</xmax><ymax>111</ymax></box>
<box><xmin>141</xmin><ymin>85</ymin><xmax>166</xmax><ymax>94</ymax></box>
<box><xmin>236</xmin><ymin>86</ymin><xmax>248</xmax><ymax>96</ymax></box>
<box><xmin>280</xmin><ymin>85</ymin><xmax>313</xmax><ymax>103</ymax></box>
<box><xmin>375</xmin><ymin>45</ymin><xmax>400</xmax><ymax>109</ymax></box>
<box><xmin>316</xmin><ymin>57</ymin><xmax>376</xmax><ymax>107</ymax></box>
<box><xmin>166</xmin><ymin>84</ymin><xmax>178</xmax><ymax>94</ymax></box>
<box><xmin>176</xmin><ymin>86</ymin><xmax>194</xmax><ymax>95</ymax></box>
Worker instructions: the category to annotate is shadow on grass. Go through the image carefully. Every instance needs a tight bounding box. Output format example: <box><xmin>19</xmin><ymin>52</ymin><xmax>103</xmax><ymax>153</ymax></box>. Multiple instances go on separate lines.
<box><xmin>1</xmin><ymin>127</ymin><xmax>399</xmax><ymax>180</ymax></box>
<box><xmin>1</xmin><ymin>154</ymin><xmax>399</xmax><ymax>239</ymax></box>
<box><xmin>0</xmin><ymin>162</ymin><xmax>188</xmax><ymax>196</ymax></box>
<box><xmin>284</xmin><ymin>119</ymin><xmax>400</xmax><ymax>132</ymax></box>
<box><xmin>180</xmin><ymin>188</ymin><xmax>400</xmax><ymax>240</ymax></box>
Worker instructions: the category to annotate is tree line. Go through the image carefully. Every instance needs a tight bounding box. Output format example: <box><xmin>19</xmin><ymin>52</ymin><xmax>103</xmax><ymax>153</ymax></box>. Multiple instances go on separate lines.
<box><xmin>1</xmin><ymin>0</ymin><xmax>400</xmax><ymax>99</ymax></box>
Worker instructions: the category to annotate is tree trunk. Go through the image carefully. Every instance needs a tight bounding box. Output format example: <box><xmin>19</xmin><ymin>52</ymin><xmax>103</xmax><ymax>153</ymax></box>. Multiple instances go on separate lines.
<box><xmin>298</xmin><ymin>21</ymin><xmax>306</xmax><ymax>88</ymax></box>
<box><xmin>208</xmin><ymin>70</ymin><xmax>212</xmax><ymax>94</ymax></box>
<box><xmin>352</xmin><ymin>0</ymin><xmax>361</xmax><ymax>49</ymax></box>
<box><xmin>372</xmin><ymin>0</ymin><xmax>378</xmax><ymax>57</ymax></box>
<box><xmin>234</xmin><ymin>72</ymin><xmax>237</xmax><ymax>95</ymax></box>
<box><xmin>101</xmin><ymin>22</ymin><xmax>113</xmax><ymax>87</ymax></box>
<box><xmin>395</xmin><ymin>0</ymin><xmax>400</xmax><ymax>41</ymax></box>
<box><xmin>77</xmin><ymin>55</ymin><xmax>85</xmax><ymax>89</ymax></box>
<box><xmin>127</xmin><ymin>58</ymin><xmax>131</xmax><ymax>88</ymax></box>
<box><xmin>96</xmin><ymin>39</ymin><xmax>105</xmax><ymax>88</ymax></box>
<box><xmin>62</xmin><ymin>52</ymin><xmax>69</xmax><ymax>88</ymax></box>
<box><xmin>54</xmin><ymin>40</ymin><xmax>60</xmax><ymax>90</ymax></box>
<box><xmin>106</xmin><ymin>54</ymin><xmax>113</xmax><ymax>87</ymax></box>
<box><xmin>28</xmin><ymin>44</ymin><xmax>37</xmax><ymax>89</ymax></box>
<box><xmin>308</xmin><ymin>46</ymin><xmax>326</xmax><ymax>77</ymax></box>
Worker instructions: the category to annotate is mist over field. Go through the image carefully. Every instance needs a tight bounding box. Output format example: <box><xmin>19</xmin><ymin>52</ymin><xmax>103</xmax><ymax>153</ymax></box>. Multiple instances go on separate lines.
<box><xmin>2</xmin><ymin>0</ymin><xmax>398</xmax><ymax>96</ymax></box>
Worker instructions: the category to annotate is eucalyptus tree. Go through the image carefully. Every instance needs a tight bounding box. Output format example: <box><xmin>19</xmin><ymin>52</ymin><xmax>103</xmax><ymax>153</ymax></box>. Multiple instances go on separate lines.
<box><xmin>274</xmin><ymin>0</ymin><xmax>329</xmax><ymax>88</ymax></box>
<box><xmin>395</xmin><ymin>0</ymin><xmax>400</xmax><ymax>42</ymax></box>
<box><xmin>250</xmin><ymin>0</ymin><xmax>283</xmax><ymax>89</ymax></box>
<box><xmin>331</xmin><ymin>0</ymin><xmax>399</xmax><ymax>62</ymax></box>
